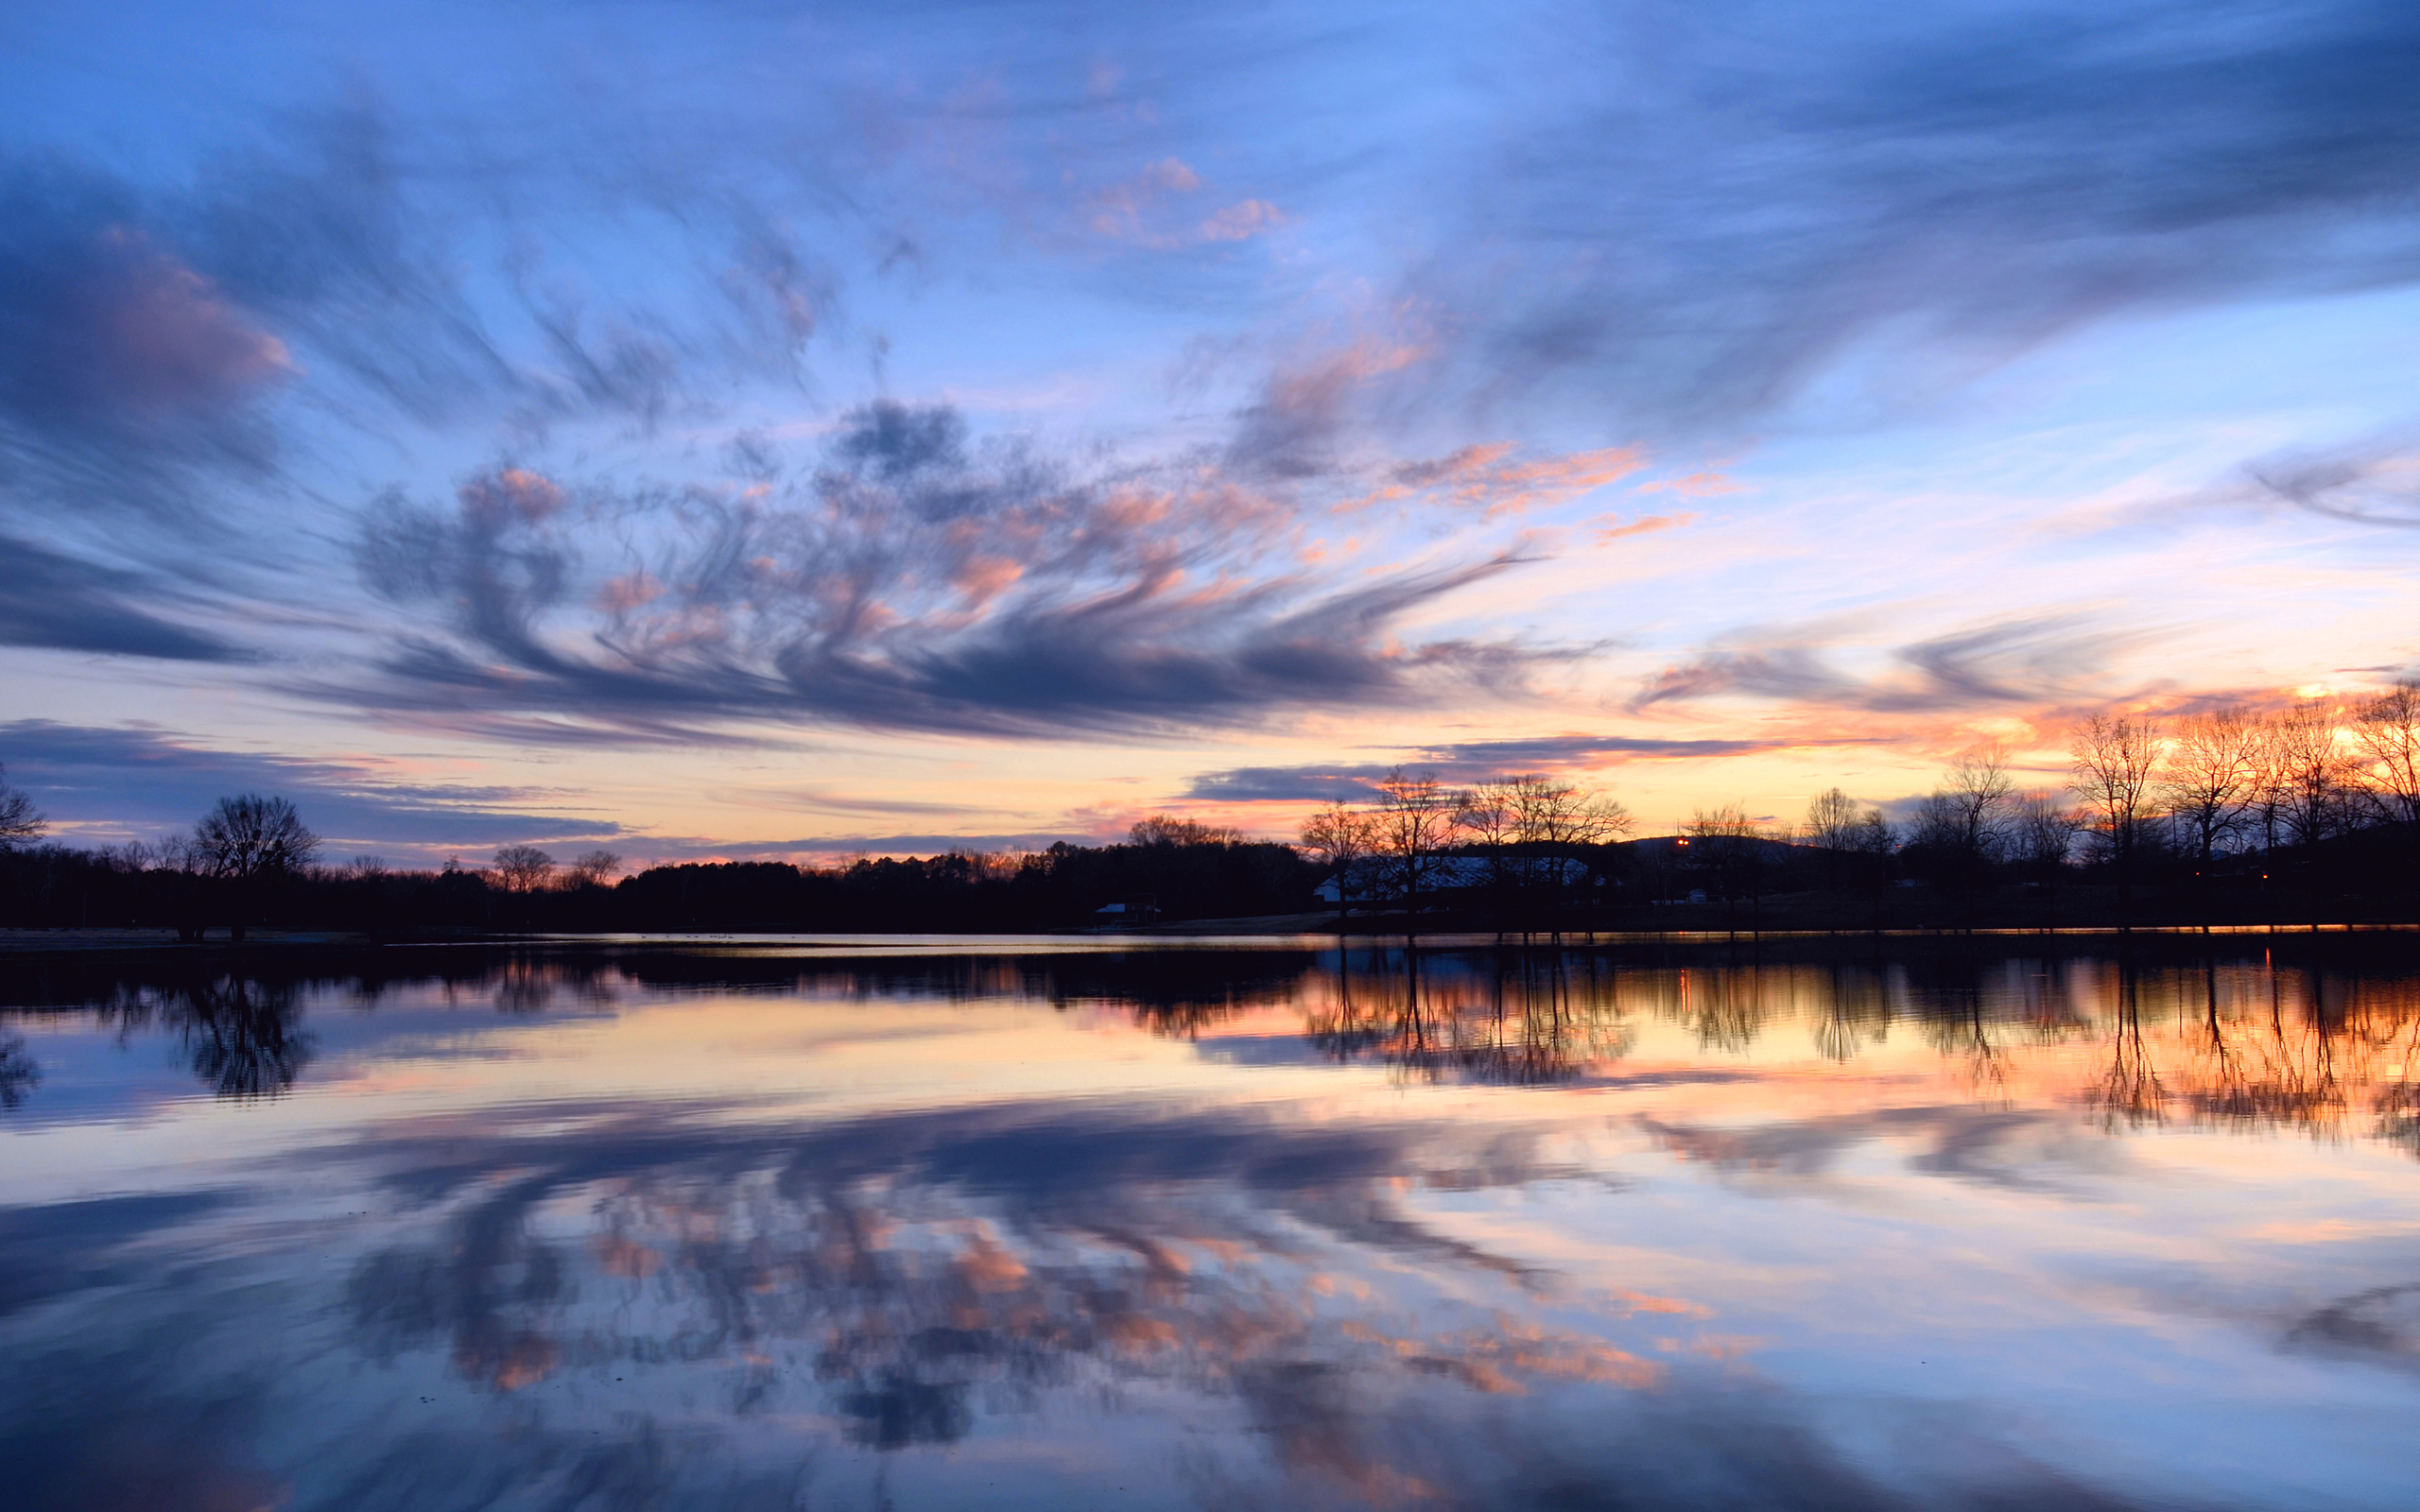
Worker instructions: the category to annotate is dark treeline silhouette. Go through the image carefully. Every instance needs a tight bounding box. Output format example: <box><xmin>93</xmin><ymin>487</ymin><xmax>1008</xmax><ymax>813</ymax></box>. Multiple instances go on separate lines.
<box><xmin>7</xmin><ymin>688</ymin><xmax>2420</xmax><ymax>937</ymax></box>
<box><xmin>0</xmin><ymin>804</ymin><xmax>1321</xmax><ymax>935</ymax></box>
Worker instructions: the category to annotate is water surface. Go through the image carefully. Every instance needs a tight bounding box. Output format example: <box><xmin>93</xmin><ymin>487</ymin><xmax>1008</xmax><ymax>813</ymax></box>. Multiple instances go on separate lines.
<box><xmin>5</xmin><ymin>936</ymin><xmax>2419</xmax><ymax>1510</ymax></box>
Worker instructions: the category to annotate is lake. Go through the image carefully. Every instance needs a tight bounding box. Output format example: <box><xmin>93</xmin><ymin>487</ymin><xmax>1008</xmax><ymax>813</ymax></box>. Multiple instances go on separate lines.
<box><xmin>4</xmin><ymin>934</ymin><xmax>2418</xmax><ymax>1510</ymax></box>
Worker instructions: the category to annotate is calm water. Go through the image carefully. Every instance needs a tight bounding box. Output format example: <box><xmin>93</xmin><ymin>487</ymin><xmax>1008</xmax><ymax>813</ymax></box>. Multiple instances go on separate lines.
<box><xmin>4</xmin><ymin>936</ymin><xmax>2419</xmax><ymax>1511</ymax></box>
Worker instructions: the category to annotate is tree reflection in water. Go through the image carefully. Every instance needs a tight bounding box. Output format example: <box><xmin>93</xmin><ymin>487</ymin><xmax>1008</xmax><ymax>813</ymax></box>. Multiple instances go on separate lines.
<box><xmin>0</xmin><ymin>1032</ymin><xmax>38</xmax><ymax>1107</ymax></box>
<box><xmin>1305</xmin><ymin>944</ymin><xmax>1638</xmax><ymax>1085</ymax></box>
<box><xmin>92</xmin><ymin>976</ymin><xmax>315</xmax><ymax>1098</ymax></box>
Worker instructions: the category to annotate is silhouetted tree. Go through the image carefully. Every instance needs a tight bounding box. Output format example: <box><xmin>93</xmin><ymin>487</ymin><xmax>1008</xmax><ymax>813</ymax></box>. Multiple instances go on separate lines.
<box><xmin>1909</xmin><ymin>745</ymin><xmax>2017</xmax><ymax>898</ymax></box>
<box><xmin>1803</xmin><ymin>787</ymin><xmax>1860</xmax><ymax>888</ymax></box>
<box><xmin>2350</xmin><ymin>680</ymin><xmax>2420</xmax><ymax>828</ymax></box>
<box><xmin>1850</xmin><ymin>807</ymin><xmax>1897</xmax><ymax>913</ymax></box>
<box><xmin>2069</xmin><ymin>714</ymin><xmax>2162</xmax><ymax>901</ymax></box>
<box><xmin>0</xmin><ymin>763</ymin><xmax>44</xmax><ymax>850</ymax></box>
<box><xmin>1373</xmin><ymin>767</ymin><xmax>1465</xmax><ymax>922</ymax></box>
<box><xmin>1685</xmin><ymin>802</ymin><xmax>1769</xmax><ymax>920</ymax></box>
<box><xmin>1129</xmin><ymin>816</ymin><xmax>1241</xmax><ymax>847</ymax></box>
<box><xmin>2161</xmin><ymin>707</ymin><xmax>2259</xmax><ymax>872</ymax></box>
<box><xmin>194</xmin><ymin>795</ymin><xmax>321</xmax><ymax>880</ymax></box>
<box><xmin>192</xmin><ymin>794</ymin><xmax>320</xmax><ymax>938</ymax></box>
<box><xmin>493</xmin><ymin>845</ymin><xmax>558</xmax><ymax>894</ymax></box>
<box><xmin>2266</xmin><ymin>699</ymin><xmax>2360</xmax><ymax>849</ymax></box>
<box><xmin>1462</xmin><ymin>774</ymin><xmax>1630</xmax><ymax>921</ymax></box>
<box><xmin>1299</xmin><ymin>800</ymin><xmax>1377</xmax><ymax>930</ymax></box>
<box><xmin>2012</xmin><ymin>793</ymin><xmax>2084</xmax><ymax>922</ymax></box>
<box><xmin>566</xmin><ymin>849</ymin><xmax>625</xmax><ymax>887</ymax></box>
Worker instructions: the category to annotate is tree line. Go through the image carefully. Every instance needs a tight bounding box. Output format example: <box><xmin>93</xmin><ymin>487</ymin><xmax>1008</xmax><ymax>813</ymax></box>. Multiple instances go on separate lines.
<box><xmin>2</xmin><ymin>684</ymin><xmax>2417</xmax><ymax>936</ymax></box>
<box><xmin>0</xmin><ymin>783</ymin><xmax>1319</xmax><ymax>934</ymax></box>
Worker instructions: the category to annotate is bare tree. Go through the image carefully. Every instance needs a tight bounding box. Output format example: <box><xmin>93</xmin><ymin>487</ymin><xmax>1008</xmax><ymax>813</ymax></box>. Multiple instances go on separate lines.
<box><xmin>1457</xmin><ymin>781</ymin><xmax>1524</xmax><ymax>902</ymax></box>
<box><xmin>1129</xmin><ymin>816</ymin><xmax>1241</xmax><ymax>847</ymax></box>
<box><xmin>193</xmin><ymin>795</ymin><xmax>320</xmax><ymax>880</ymax></box>
<box><xmin>2012</xmin><ymin>793</ymin><xmax>2085</xmax><ymax>921</ymax></box>
<box><xmin>567</xmin><ymin>849</ymin><xmax>626</xmax><ymax>887</ymax></box>
<box><xmin>2068</xmin><ymin>714</ymin><xmax>2162</xmax><ymax>897</ymax></box>
<box><xmin>1685</xmin><ymin>802</ymin><xmax>1769</xmax><ymax>919</ymax></box>
<box><xmin>2350</xmin><ymin>680</ymin><xmax>2420</xmax><ymax>827</ymax></box>
<box><xmin>1299</xmin><ymin>801</ymin><xmax>1378</xmax><ymax>929</ymax></box>
<box><xmin>1803</xmin><ymin>787</ymin><xmax>1860</xmax><ymax>888</ymax></box>
<box><xmin>2266</xmin><ymin>699</ymin><xmax>2359</xmax><ymax>847</ymax></box>
<box><xmin>1454</xmin><ymin>774</ymin><xmax>1630</xmax><ymax>926</ymax></box>
<box><xmin>2160</xmin><ymin>707</ymin><xmax>2259</xmax><ymax>869</ymax></box>
<box><xmin>0</xmin><ymin>763</ymin><xmax>46</xmax><ymax>849</ymax></box>
<box><xmin>1520</xmin><ymin>775</ymin><xmax>1633</xmax><ymax>851</ymax></box>
<box><xmin>2012</xmin><ymin>794</ymin><xmax>2084</xmax><ymax>870</ymax></box>
<box><xmin>1944</xmin><ymin>745</ymin><xmax>2018</xmax><ymax>854</ymax></box>
<box><xmin>190</xmin><ymin>795</ymin><xmax>319</xmax><ymax>942</ymax></box>
<box><xmin>492</xmin><ymin>845</ymin><xmax>558</xmax><ymax>894</ymax></box>
<box><xmin>1372</xmin><ymin>767</ymin><xmax>1466</xmax><ymax>921</ymax></box>
<box><xmin>1917</xmin><ymin>744</ymin><xmax>2018</xmax><ymax>895</ymax></box>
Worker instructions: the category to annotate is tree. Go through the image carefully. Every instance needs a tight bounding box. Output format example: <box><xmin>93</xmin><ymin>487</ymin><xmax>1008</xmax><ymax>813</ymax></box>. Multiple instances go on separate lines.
<box><xmin>2265</xmin><ymin>699</ymin><xmax>2359</xmax><ymax>848</ymax></box>
<box><xmin>1942</xmin><ymin>745</ymin><xmax>2017</xmax><ymax>862</ymax></box>
<box><xmin>1685</xmin><ymin>802</ymin><xmax>1769</xmax><ymax>917</ymax></box>
<box><xmin>190</xmin><ymin>794</ymin><xmax>320</xmax><ymax>941</ymax></box>
<box><xmin>1463</xmin><ymin>774</ymin><xmax>1632</xmax><ymax>918</ymax></box>
<box><xmin>567</xmin><ymin>849</ymin><xmax>625</xmax><ymax>887</ymax></box>
<box><xmin>193</xmin><ymin>795</ymin><xmax>320</xmax><ymax>880</ymax></box>
<box><xmin>1372</xmin><ymin>767</ymin><xmax>1465</xmax><ymax>921</ymax></box>
<box><xmin>1299</xmin><ymin>801</ymin><xmax>1377</xmax><ymax>929</ymax></box>
<box><xmin>1907</xmin><ymin>745</ymin><xmax>2017</xmax><ymax>896</ymax></box>
<box><xmin>2160</xmin><ymin>707</ymin><xmax>2259</xmax><ymax>870</ymax></box>
<box><xmin>1129</xmin><ymin>816</ymin><xmax>1241</xmax><ymax>847</ymax></box>
<box><xmin>1458</xmin><ymin>781</ymin><xmax>1523</xmax><ymax>902</ymax></box>
<box><xmin>2068</xmin><ymin>714</ymin><xmax>2162</xmax><ymax>899</ymax></box>
<box><xmin>1516</xmin><ymin>775</ymin><xmax>1632</xmax><ymax>853</ymax></box>
<box><xmin>1803</xmin><ymin>787</ymin><xmax>1860</xmax><ymax>888</ymax></box>
<box><xmin>0</xmin><ymin>763</ymin><xmax>46</xmax><ymax>850</ymax></box>
<box><xmin>2350</xmin><ymin>680</ymin><xmax>2420</xmax><ymax>828</ymax></box>
<box><xmin>2012</xmin><ymin>793</ymin><xmax>2084</xmax><ymax>921</ymax></box>
<box><xmin>493</xmin><ymin>845</ymin><xmax>558</xmax><ymax>894</ymax></box>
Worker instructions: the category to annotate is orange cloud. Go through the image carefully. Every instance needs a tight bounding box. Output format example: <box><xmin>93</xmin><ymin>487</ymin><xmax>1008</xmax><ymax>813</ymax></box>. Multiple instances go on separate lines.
<box><xmin>1201</xmin><ymin>198</ymin><xmax>1286</xmax><ymax>242</ymax></box>
<box><xmin>1591</xmin><ymin>511</ymin><xmax>1696</xmax><ymax>544</ymax></box>
<box><xmin>1357</xmin><ymin>442</ymin><xmax>1647</xmax><ymax>519</ymax></box>
<box><xmin>1638</xmin><ymin>470</ymin><xmax>1743</xmax><ymax>497</ymax></box>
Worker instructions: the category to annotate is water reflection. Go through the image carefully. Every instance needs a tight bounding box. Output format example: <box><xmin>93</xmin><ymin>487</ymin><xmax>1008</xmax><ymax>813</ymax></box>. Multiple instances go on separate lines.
<box><xmin>4</xmin><ymin>938</ymin><xmax>2420</xmax><ymax>1509</ymax></box>
<box><xmin>93</xmin><ymin>975</ymin><xmax>315</xmax><ymax>1098</ymax></box>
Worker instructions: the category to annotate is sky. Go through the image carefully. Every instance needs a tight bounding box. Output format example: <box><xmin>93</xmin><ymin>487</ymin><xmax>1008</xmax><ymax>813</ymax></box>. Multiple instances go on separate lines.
<box><xmin>6</xmin><ymin>0</ymin><xmax>2420</xmax><ymax>866</ymax></box>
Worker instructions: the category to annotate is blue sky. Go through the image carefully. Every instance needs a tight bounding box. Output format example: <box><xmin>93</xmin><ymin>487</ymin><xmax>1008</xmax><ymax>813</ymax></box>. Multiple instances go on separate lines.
<box><xmin>7</xmin><ymin>0</ymin><xmax>2420</xmax><ymax>863</ymax></box>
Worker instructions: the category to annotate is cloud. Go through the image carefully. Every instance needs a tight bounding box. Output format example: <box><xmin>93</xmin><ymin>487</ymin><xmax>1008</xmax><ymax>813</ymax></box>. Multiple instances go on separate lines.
<box><xmin>338</xmin><ymin>400</ymin><xmax>1561</xmax><ymax>741</ymax></box>
<box><xmin>1185</xmin><ymin>734</ymin><xmax>1827</xmax><ymax>800</ymax></box>
<box><xmin>1360</xmin><ymin>442</ymin><xmax>1648</xmax><ymax>520</ymax></box>
<box><xmin>0</xmin><ymin>537</ymin><xmax>249</xmax><ymax>662</ymax></box>
<box><xmin>1632</xmin><ymin>613</ymin><xmax>2152</xmax><ymax>713</ymax></box>
<box><xmin>0</xmin><ymin>720</ymin><xmax>625</xmax><ymax>854</ymax></box>
<box><xmin>1410</xmin><ymin>0</ymin><xmax>2420</xmax><ymax>426</ymax></box>
<box><xmin>2245</xmin><ymin>435</ymin><xmax>2420</xmax><ymax>528</ymax></box>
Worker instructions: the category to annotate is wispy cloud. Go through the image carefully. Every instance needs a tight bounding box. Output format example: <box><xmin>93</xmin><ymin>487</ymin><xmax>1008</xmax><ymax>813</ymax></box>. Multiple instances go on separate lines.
<box><xmin>1185</xmin><ymin>733</ymin><xmax>1841</xmax><ymax>801</ymax></box>
<box><xmin>1632</xmin><ymin>613</ymin><xmax>2156</xmax><ymax>713</ymax></box>
<box><xmin>337</xmin><ymin>401</ymin><xmax>1562</xmax><ymax>741</ymax></box>
<box><xmin>0</xmin><ymin>721</ymin><xmax>624</xmax><ymax>855</ymax></box>
<box><xmin>1407</xmin><ymin>1</ymin><xmax>2420</xmax><ymax>426</ymax></box>
<box><xmin>0</xmin><ymin>538</ymin><xmax>250</xmax><ymax>662</ymax></box>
